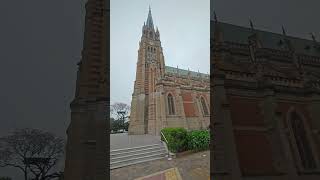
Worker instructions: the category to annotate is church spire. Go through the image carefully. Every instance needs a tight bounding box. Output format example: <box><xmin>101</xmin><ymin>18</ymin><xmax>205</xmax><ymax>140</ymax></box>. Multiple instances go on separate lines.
<box><xmin>146</xmin><ymin>6</ymin><xmax>154</xmax><ymax>29</ymax></box>
<box><xmin>249</xmin><ymin>19</ymin><xmax>254</xmax><ymax>31</ymax></box>
<box><xmin>282</xmin><ymin>25</ymin><xmax>287</xmax><ymax>36</ymax></box>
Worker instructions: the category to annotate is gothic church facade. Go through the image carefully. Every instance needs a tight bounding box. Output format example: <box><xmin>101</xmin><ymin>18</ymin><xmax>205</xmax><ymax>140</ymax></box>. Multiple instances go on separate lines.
<box><xmin>211</xmin><ymin>16</ymin><xmax>320</xmax><ymax>180</ymax></box>
<box><xmin>128</xmin><ymin>8</ymin><xmax>210</xmax><ymax>135</ymax></box>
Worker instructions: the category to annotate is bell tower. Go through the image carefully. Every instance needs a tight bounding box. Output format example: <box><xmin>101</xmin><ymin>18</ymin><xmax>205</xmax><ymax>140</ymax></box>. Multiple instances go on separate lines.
<box><xmin>64</xmin><ymin>0</ymin><xmax>108</xmax><ymax>179</ymax></box>
<box><xmin>129</xmin><ymin>7</ymin><xmax>165</xmax><ymax>135</ymax></box>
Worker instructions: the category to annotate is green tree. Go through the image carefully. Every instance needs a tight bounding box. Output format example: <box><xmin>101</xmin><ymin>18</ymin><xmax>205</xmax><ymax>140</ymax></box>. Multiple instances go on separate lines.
<box><xmin>124</xmin><ymin>121</ymin><xmax>129</xmax><ymax>131</ymax></box>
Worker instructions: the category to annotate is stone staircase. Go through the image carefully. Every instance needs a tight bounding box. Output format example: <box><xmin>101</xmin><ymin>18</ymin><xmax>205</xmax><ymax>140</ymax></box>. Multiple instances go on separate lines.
<box><xmin>110</xmin><ymin>142</ymin><xmax>168</xmax><ymax>169</ymax></box>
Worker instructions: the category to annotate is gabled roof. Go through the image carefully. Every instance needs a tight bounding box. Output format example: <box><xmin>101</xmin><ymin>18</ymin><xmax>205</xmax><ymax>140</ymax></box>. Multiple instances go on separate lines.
<box><xmin>211</xmin><ymin>21</ymin><xmax>320</xmax><ymax>57</ymax></box>
<box><xmin>165</xmin><ymin>66</ymin><xmax>209</xmax><ymax>79</ymax></box>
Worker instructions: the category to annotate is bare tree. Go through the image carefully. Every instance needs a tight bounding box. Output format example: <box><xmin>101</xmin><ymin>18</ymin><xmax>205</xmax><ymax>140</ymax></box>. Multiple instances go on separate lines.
<box><xmin>0</xmin><ymin>129</ymin><xmax>64</xmax><ymax>180</ymax></box>
<box><xmin>111</xmin><ymin>102</ymin><xmax>130</xmax><ymax>120</ymax></box>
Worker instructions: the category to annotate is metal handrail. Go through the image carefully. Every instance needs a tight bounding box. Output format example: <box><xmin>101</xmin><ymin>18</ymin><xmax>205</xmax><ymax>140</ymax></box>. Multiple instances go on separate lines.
<box><xmin>160</xmin><ymin>131</ymin><xmax>169</xmax><ymax>144</ymax></box>
<box><xmin>160</xmin><ymin>131</ymin><xmax>171</xmax><ymax>160</ymax></box>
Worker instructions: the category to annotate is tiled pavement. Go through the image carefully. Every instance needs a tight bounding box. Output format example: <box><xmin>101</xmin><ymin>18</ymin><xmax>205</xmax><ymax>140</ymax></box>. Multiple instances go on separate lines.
<box><xmin>134</xmin><ymin>168</ymin><xmax>182</xmax><ymax>180</ymax></box>
<box><xmin>110</xmin><ymin>150</ymin><xmax>210</xmax><ymax>180</ymax></box>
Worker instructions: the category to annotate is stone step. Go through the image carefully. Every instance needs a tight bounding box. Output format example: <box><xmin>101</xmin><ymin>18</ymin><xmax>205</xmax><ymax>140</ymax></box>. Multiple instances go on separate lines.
<box><xmin>110</xmin><ymin>150</ymin><xmax>167</xmax><ymax>165</ymax></box>
<box><xmin>110</xmin><ymin>152</ymin><xmax>167</xmax><ymax>169</ymax></box>
<box><xmin>110</xmin><ymin>156</ymin><xmax>165</xmax><ymax>170</ymax></box>
<box><xmin>110</xmin><ymin>143</ymin><xmax>167</xmax><ymax>169</ymax></box>
<box><xmin>111</xmin><ymin>145</ymin><xmax>164</xmax><ymax>157</ymax></box>
<box><xmin>110</xmin><ymin>143</ymin><xmax>162</xmax><ymax>154</ymax></box>
<box><xmin>111</xmin><ymin>148</ymin><xmax>167</xmax><ymax>162</ymax></box>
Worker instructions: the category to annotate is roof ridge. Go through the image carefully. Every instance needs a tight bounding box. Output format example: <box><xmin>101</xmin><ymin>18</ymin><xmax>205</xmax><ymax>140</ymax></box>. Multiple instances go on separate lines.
<box><xmin>165</xmin><ymin>66</ymin><xmax>209</xmax><ymax>75</ymax></box>
<box><xmin>212</xmin><ymin>20</ymin><xmax>316</xmax><ymax>42</ymax></box>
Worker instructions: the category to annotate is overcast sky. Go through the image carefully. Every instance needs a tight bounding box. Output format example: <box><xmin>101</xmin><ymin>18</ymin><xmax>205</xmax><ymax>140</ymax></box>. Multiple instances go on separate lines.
<box><xmin>0</xmin><ymin>0</ymin><xmax>319</xmax><ymax>179</ymax></box>
<box><xmin>110</xmin><ymin>0</ymin><xmax>210</xmax><ymax>106</ymax></box>
<box><xmin>213</xmin><ymin>0</ymin><xmax>320</xmax><ymax>40</ymax></box>
<box><xmin>0</xmin><ymin>0</ymin><xmax>86</xmax><ymax>178</ymax></box>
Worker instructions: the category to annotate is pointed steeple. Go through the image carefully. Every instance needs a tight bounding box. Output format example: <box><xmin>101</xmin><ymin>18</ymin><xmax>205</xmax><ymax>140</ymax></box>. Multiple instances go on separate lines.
<box><xmin>213</xmin><ymin>11</ymin><xmax>223</xmax><ymax>43</ymax></box>
<box><xmin>282</xmin><ymin>25</ymin><xmax>287</xmax><ymax>36</ymax></box>
<box><xmin>213</xmin><ymin>11</ymin><xmax>218</xmax><ymax>22</ymax></box>
<box><xmin>249</xmin><ymin>19</ymin><xmax>254</xmax><ymax>31</ymax></box>
<box><xmin>146</xmin><ymin>6</ymin><xmax>154</xmax><ymax>29</ymax></box>
<box><xmin>310</xmin><ymin>32</ymin><xmax>317</xmax><ymax>42</ymax></box>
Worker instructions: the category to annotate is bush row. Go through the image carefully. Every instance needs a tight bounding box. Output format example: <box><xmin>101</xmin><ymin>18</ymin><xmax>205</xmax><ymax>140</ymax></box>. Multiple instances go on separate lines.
<box><xmin>161</xmin><ymin>127</ymin><xmax>210</xmax><ymax>153</ymax></box>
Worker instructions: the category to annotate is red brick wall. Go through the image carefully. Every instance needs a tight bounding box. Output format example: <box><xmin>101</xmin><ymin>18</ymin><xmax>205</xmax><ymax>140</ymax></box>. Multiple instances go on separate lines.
<box><xmin>182</xmin><ymin>92</ymin><xmax>193</xmax><ymax>102</ymax></box>
<box><xmin>229</xmin><ymin>96</ymin><xmax>264</xmax><ymax>126</ymax></box>
<box><xmin>234</xmin><ymin>130</ymin><xmax>278</xmax><ymax>175</ymax></box>
<box><xmin>229</xmin><ymin>96</ymin><xmax>279</xmax><ymax>175</ymax></box>
<box><xmin>182</xmin><ymin>92</ymin><xmax>197</xmax><ymax>117</ymax></box>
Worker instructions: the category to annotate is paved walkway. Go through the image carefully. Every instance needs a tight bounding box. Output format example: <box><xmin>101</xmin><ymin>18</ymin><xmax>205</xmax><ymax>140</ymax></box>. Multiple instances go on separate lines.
<box><xmin>110</xmin><ymin>150</ymin><xmax>210</xmax><ymax>180</ymax></box>
<box><xmin>134</xmin><ymin>168</ymin><xmax>182</xmax><ymax>180</ymax></box>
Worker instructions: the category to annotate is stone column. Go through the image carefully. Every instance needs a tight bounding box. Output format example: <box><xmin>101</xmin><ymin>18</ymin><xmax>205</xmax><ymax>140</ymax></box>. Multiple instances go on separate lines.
<box><xmin>212</xmin><ymin>74</ymin><xmax>242</xmax><ymax>180</ymax></box>
<box><xmin>262</xmin><ymin>89</ymin><xmax>296</xmax><ymax>178</ymax></box>
<box><xmin>175</xmin><ymin>86</ymin><xmax>188</xmax><ymax>129</ymax></box>
<box><xmin>308</xmin><ymin>94</ymin><xmax>320</xmax><ymax>133</ymax></box>
<box><xmin>160</xmin><ymin>86</ymin><xmax>168</xmax><ymax>129</ymax></box>
<box><xmin>64</xmin><ymin>99</ymin><xmax>107</xmax><ymax>180</ymax></box>
<box><xmin>307</xmin><ymin>93</ymin><xmax>320</xmax><ymax>170</ymax></box>
<box><xmin>194</xmin><ymin>93</ymin><xmax>205</xmax><ymax>129</ymax></box>
<box><xmin>275</xmin><ymin>110</ymin><xmax>299</xmax><ymax>180</ymax></box>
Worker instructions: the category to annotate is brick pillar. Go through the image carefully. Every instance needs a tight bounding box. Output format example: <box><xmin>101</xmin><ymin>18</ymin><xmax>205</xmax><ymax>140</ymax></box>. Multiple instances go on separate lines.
<box><xmin>212</xmin><ymin>74</ymin><xmax>242</xmax><ymax>180</ymax></box>
<box><xmin>160</xmin><ymin>86</ymin><xmax>168</xmax><ymax>129</ymax></box>
<box><xmin>175</xmin><ymin>87</ymin><xmax>188</xmax><ymax>129</ymax></box>
<box><xmin>262</xmin><ymin>89</ymin><xmax>297</xmax><ymax>178</ymax></box>
<box><xmin>307</xmin><ymin>93</ymin><xmax>320</xmax><ymax>170</ymax></box>
<box><xmin>194</xmin><ymin>94</ymin><xmax>205</xmax><ymax>129</ymax></box>
<box><xmin>64</xmin><ymin>99</ymin><xmax>107</xmax><ymax>180</ymax></box>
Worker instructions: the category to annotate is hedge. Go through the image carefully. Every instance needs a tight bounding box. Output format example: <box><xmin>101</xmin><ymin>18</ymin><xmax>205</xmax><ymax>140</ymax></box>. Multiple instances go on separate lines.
<box><xmin>161</xmin><ymin>127</ymin><xmax>188</xmax><ymax>153</ymax></box>
<box><xmin>161</xmin><ymin>127</ymin><xmax>209</xmax><ymax>153</ymax></box>
<box><xmin>187</xmin><ymin>130</ymin><xmax>210</xmax><ymax>151</ymax></box>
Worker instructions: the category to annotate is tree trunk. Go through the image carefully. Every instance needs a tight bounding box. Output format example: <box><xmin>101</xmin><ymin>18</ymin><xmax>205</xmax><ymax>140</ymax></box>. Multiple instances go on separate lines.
<box><xmin>24</xmin><ymin>168</ymin><xmax>28</xmax><ymax>180</ymax></box>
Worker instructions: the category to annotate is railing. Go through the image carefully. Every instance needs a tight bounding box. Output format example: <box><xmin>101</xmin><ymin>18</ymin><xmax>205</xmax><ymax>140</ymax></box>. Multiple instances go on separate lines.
<box><xmin>160</xmin><ymin>131</ymin><xmax>171</xmax><ymax>159</ymax></box>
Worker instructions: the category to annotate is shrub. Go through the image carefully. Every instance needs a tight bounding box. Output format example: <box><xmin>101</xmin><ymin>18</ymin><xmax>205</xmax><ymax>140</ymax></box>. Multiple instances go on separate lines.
<box><xmin>161</xmin><ymin>128</ymin><xmax>188</xmax><ymax>153</ymax></box>
<box><xmin>0</xmin><ymin>177</ymin><xmax>12</xmax><ymax>180</ymax></box>
<box><xmin>187</xmin><ymin>130</ymin><xmax>210</xmax><ymax>152</ymax></box>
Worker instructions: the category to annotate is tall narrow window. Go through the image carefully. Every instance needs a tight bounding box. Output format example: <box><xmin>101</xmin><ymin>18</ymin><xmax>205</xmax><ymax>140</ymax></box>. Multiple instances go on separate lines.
<box><xmin>201</xmin><ymin>97</ymin><xmax>209</xmax><ymax>116</ymax></box>
<box><xmin>290</xmin><ymin>110</ymin><xmax>316</xmax><ymax>170</ymax></box>
<box><xmin>168</xmin><ymin>94</ymin><xmax>175</xmax><ymax>115</ymax></box>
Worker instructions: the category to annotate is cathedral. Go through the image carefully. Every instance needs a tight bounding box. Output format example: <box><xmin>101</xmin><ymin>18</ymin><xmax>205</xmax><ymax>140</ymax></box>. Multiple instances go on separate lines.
<box><xmin>128</xmin><ymin>7</ymin><xmax>210</xmax><ymax>136</ymax></box>
<box><xmin>211</xmin><ymin>14</ymin><xmax>320</xmax><ymax>179</ymax></box>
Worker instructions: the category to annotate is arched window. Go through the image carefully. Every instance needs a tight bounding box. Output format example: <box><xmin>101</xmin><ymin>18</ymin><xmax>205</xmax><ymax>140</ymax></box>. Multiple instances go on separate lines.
<box><xmin>167</xmin><ymin>93</ymin><xmax>175</xmax><ymax>115</ymax></box>
<box><xmin>200</xmin><ymin>97</ymin><xmax>209</xmax><ymax>116</ymax></box>
<box><xmin>289</xmin><ymin>110</ymin><xmax>316</xmax><ymax>170</ymax></box>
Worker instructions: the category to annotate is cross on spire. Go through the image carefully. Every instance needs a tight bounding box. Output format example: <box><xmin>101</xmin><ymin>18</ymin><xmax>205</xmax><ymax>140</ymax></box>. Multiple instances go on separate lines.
<box><xmin>249</xmin><ymin>19</ymin><xmax>254</xmax><ymax>31</ymax></box>
<box><xmin>310</xmin><ymin>32</ymin><xmax>317</xmax><ymax>42</ymax></box>
<box><xmin>282</xmin><ymin>25</ymin><xmax>287</xmax><ymax>36</ymax></box>
<box><xmin>146</xmin><ymin>5</ymin><xmax>154</xmax><ymax>29</ymax></box>
<box><xmin>213</xmin><ymin>11</ymin><xmax>218</xmax><ymax>22</ymax></box>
